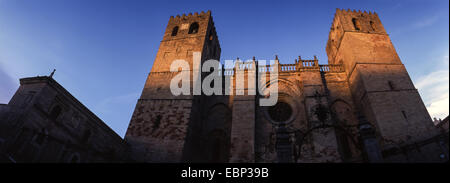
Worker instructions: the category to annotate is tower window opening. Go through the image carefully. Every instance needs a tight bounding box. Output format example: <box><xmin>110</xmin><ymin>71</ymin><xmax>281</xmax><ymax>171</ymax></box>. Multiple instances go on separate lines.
<box><xmin>171</xmin><ymin>26</ymin><xmax>179</xmax><ymax>36</ymax></box>
<box><xmin>153</xmin><ymin>115</ymin><xmax>162</xmax><ymax>130</ymax></box>
<box><xmin>370</xmin><ymin>21</ymin><xmax>376</xmax><ymax>31</ymax></box>
<box><xmin>352</xmin><ymin>18</ymin><xmax>360</xmax><ymax>31</ymax></box>
<box><xmin>388</xmin><ymin>81</ymin><xmax>395</xmax><ymax>90</ymax></box>
<box><xmin>188</xmin><ymin>22</ymin><xmax>199</xmax><ymax>34</ymax></box>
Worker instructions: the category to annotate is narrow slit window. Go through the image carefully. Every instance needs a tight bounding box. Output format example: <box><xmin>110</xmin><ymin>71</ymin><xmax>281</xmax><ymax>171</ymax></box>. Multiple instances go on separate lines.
<box><xmin>153</xmin><ymin>115</ymin><xmax>162</xmax><ymax>130</ymax></box>
<box><xmin>352</xmin><ymin>18</ymin><xmax>361</xmax><ymax>31</ymax></box>
<box><xmin>370</xmin><ymin>21</ymin><xmax>376</xmax><ymax>31</ymax></box>
<box><xmin>388</xmin><ymin>81</ymin><xmax>395</xmax><ymax>90</ymax></box>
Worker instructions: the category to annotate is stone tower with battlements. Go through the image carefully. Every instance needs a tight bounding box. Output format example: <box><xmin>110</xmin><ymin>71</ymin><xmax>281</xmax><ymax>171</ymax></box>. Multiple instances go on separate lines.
<box><xmin>124</xmin><ymin>11</ymin><xmax>226</xmax><ymax>162</ymax></box>
<box><xmin>326</xmin><ymin>9</ymin><xmax>442</xmax><ymax>161</ymax></box>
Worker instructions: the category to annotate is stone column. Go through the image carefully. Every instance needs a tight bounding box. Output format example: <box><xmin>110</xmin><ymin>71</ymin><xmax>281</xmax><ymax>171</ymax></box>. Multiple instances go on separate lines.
<box><xmin>229</xmin><ymin>59</ymin><xmax>257</xmax><ymax>162</ymax></box>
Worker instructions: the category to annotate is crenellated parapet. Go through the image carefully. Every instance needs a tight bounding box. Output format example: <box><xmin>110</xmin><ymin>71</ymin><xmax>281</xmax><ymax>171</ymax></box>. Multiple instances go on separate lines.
<box><xmin>336</xmin><ymin>8</ymin><xmax>385</xmax><ymax>34</ymax></box>
<box><xmin>167</xmin><ymin>10</ymin><xmax>219</xmax><ymax>44</ymax></box>
<box><xmin>169</xmin><ymin>10</ymin><xmax>211</xmax><ymax>20</ymax></box>
<box><xmin>327</xmin><ymin>9</ymin><xmax>387</xmax><ymax>64</ymax></box>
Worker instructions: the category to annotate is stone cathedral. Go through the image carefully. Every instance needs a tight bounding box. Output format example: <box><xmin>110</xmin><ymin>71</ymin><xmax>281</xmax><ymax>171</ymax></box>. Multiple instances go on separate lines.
<box><xmin>123</xmin><ymin>9</ymin><xmax>448</xmax><ymax>163</ymax></box>
<box><xmin>0</xmin><ymin>9</ymin><xmax>448</xmax><ymax>163</ymax></box>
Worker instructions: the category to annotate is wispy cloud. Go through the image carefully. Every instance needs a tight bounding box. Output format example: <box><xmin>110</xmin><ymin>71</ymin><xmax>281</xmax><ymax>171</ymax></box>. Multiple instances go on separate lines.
<box><xmin>391</xmin><ymin>13</ymin><xmax>442</xmax><ymax>36</ymax></box>
<box><xmin>412</xmin><ymin>14</ymin><xmax>440</xmax><ymax>29</ymax></box>
<box><xmin>415</xmin><ymin>55</ymin><xmax>449</xmax><ymax>120</ymax></box>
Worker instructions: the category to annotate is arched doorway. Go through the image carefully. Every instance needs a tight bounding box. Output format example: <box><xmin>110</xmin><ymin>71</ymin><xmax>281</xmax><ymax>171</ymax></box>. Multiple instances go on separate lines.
<box><xmin>203</xmin><ymin>103</ymin><xmax>232</xmax><ymax>162</ymax></box>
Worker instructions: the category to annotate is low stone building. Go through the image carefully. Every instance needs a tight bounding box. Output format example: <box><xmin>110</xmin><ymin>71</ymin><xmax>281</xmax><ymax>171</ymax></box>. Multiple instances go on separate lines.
<box><xmin>0</xmin><ymin>76</ymin><xmax>129</xmax><ymax>163</ymax></box>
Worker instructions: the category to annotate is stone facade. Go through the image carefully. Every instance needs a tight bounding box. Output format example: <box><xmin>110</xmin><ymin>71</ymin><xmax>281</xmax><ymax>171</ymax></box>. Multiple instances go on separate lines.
<box><xmin>125</xmin><ymin>9</ymin><xmax>448</xmax><ymax>163</ymax></box>
<box><xmin>0</xmin><ymin>77</ymin><xmax>128</xmax><ymax>163</ymax></box>
<box><xmin>0</xmin><ymin>9</ymin><xmax>447</xmax><ymax>163</ymax></box>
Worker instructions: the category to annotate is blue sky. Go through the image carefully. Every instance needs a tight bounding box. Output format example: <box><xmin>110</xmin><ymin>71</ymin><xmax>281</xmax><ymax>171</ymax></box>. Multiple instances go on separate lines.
<box><xmin>0</xmin><ymin>0</ymin><xmax>448</xmax><ymax>137</ymax></box>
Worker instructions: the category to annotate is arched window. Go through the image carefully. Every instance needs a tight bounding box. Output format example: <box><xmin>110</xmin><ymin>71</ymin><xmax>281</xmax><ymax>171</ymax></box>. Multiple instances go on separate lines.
<box><xmin>352</xmin><ymin>18</ymin><xmax>360</xmax><ymax>31</ymax></box>
<box><xmin>188</xmin><ymin>22</ymin><xmax>199</xmax><ymax>34</ymax></box>
<box><xmin>369</xmin><ymin>21</ymin><xmax>376</xmax><ymax>31</ymax></box>
<box><xmin>49</xmin><ymin>105</ymin><xmax>62</xmax><ymax>121</ymax></box>
<box><xmin>171</xmin><ymin>26</ymin><xmax>179</xmax><ymax>36</ymax></box>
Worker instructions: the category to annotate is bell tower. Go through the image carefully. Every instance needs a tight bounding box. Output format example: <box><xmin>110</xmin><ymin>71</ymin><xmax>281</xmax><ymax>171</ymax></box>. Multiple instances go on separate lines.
<box><xmin>326</xmin><ymin>9</ymin><xmax>438</xmax><ymax>152</ymax></box>
<box><xmin>125</xmin><ymin>11</ymin><xmax>221</xmax><ymax>162</ymax></box>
